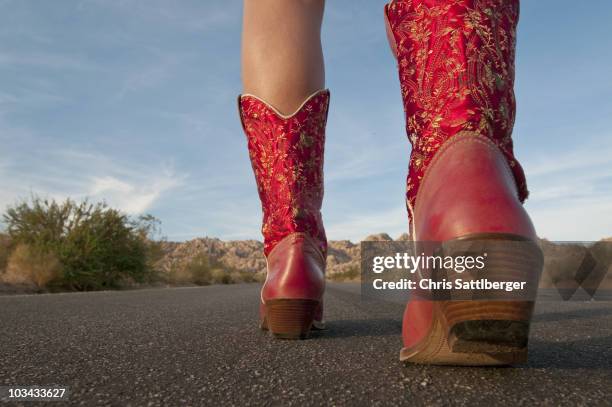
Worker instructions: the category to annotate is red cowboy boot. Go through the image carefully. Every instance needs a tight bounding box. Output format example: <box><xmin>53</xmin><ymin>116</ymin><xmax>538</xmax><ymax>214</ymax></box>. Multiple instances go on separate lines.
<box><xmin>385</xmin><ymin>0</ymin><xmax>543</xmax><ymax>364</ymax></box>
<box><xmin>238</xmin><ymin>89</ymin><xmax>329</xmax><ymax>339</ymax></box>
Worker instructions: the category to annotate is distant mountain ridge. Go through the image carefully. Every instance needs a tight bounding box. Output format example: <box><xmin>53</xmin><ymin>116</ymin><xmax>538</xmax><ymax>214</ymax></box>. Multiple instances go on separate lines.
<box><xmin>155</xmin><ymin>233</ymin><xmax>410</xmax><ymax>277</ymax></box>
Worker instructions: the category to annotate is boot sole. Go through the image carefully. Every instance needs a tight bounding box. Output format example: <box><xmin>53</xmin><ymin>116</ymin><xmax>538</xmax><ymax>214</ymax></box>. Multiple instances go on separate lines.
<box><xmin>260</xmin><ymin>299</ymin><xmax>323</xmax><ymax>340</ymax></box>
<box><xmin>400</xmin><ymin>234</ymin><xmax>542</xmax><ymax>366</ymax></box>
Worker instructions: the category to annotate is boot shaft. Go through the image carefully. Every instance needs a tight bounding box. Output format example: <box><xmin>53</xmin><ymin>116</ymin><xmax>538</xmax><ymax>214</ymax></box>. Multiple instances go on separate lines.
<box><xmin>385</xmin><ymin>0</ymin><xmax>528</xmax><ymax>219</ymax></box>
<box><xmin>238</xmin><ymin>90</ymin><xmax>329</xmax><ymax>257</ymax></box>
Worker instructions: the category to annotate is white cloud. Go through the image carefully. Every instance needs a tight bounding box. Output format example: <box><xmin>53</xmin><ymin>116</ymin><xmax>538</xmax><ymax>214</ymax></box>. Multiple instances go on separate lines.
<box><xmin>88</xmin><ymin>168</ymin><xmax>183</xmax><ymax>214</ymax></box>
<box><xmin>525</xmin><ymin>142</ymin><xmax>612</xmax><ymax>177</ymax></box>
<box><xmin>0</xmin><ymin>146</ymin><xmax>186</xmax><ymax>217</ymax></box>
<box><xmin>523</xmin><ymin>138</ymin><xmax>612</xmax><ymax>241</ymax></box>
<box><xmin>526</xmin><ymin>199</ymin><xmax>612</xmax><ymax>241</ymax></box>
<box><xmin>88</xmin><ymin>175</ymin><xmax>170</xmax><ymax>214</ymax></box>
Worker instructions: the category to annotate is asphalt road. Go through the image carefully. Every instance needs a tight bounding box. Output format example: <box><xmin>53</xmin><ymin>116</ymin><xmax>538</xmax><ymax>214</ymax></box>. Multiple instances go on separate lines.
<box><xmin>1</xmin><ymin>283</ymin><xmax>611</xmax><ymax>406</ymax></box>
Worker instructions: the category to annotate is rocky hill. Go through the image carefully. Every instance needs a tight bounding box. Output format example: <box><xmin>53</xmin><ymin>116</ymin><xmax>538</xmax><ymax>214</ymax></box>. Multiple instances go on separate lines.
<box><xmin>157</xmin><ymin>238</ymin><xmax>267</xmax><ymax>275</ymax></box>
<box><xmin>155</xmin><ymin>233</ymin><xmax>409</xmax><ymax>279</ymax></box>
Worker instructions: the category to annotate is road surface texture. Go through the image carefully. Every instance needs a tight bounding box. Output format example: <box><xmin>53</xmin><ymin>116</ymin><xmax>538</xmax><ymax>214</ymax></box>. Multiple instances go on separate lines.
<box><xmin>1</xmin><ymin>283</ymin><xmax>611</xmax><ymax>406</ymax></box>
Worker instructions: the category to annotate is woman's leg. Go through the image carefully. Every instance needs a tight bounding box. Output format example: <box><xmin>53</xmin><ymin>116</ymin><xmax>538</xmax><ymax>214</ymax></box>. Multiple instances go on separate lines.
<box><xmin>239</xmin><ymin>0</ymin><xmax>329</xmax><ymax>339</ymax></box>
<box><xmin>241</xmin><ymin>0</ymin><xmax>325</xmax><ymax>115</ymax></box>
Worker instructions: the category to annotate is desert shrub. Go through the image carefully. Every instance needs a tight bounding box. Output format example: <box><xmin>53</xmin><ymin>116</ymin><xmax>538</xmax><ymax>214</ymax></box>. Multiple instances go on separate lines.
<box><xmin>591</xmin><ymin>240</ymin><xmax>612</xmax><ymax>269</ymax></box>
<box><xmin>229</xmin><ymin>270</ymin><xmax>265</xmax><ymax>284</ymax></box>
<box><xmin>541</xmin><ymin>241</ymin><xmax>588</xmax><ymax>286</ymax></box>
<box><xmin>185</xmin><ymin>253</ymin><xmax>236</xmax><ymax>285</ymax></box>
<box><xmin>1</xmin><ymin>243</ymin><xmax>62</xmax><ymax>289</ymax></box>
<box><xmin>163</xmin><ymin>262</ymin><xmax>192</xmax><ymax>285</ymax></box>
<box><xmin>186</xmin><ymin>253</ymin><xmax>213</xmax><ymax>285</ymax></box>
<box><xmin>210</xmin><ymin>268</ymin><xmax>232</xmax><ymax>284</ymax></box>
<box><xmin>177</xmin><ymin>252</ymin><xmax>262</xmax><ymax>285</ymax></box>
<box><xmin>2</xmin><ymin>196</ymin><xmax>158</xmax><ymax>290</ymax></box>
<box><xmin>209</xmin><ymin>268</ymin><xmax>262</xmax><ymax>284</ymax></box>
<box><xmin>327</xmin><ymin>265</ymin><xmax>360</xmax><ymax>282</ymax></box>
<box><xmin>588</xmin><ymin>240</ymin><xmax>612</xmax><ymax>290</ymax></box>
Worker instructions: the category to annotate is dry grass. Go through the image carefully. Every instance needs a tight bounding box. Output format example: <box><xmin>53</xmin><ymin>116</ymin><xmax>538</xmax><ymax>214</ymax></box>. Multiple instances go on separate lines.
<box><xmin>0</xmin><ymin>234</ymin><xmax>10</xmax><ymax>274</ymax></box>
<box><xmin>1</xmin><ymin>244</ymin><xmax>62</xmax><ymax>288</ymax></box>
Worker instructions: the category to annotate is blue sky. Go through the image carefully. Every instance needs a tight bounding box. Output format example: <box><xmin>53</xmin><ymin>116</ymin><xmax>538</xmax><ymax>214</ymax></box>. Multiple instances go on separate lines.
<box><xmin>1</xmin><ymin>0</ymin><xmax>611</xmax><ymax>242</ymax></box>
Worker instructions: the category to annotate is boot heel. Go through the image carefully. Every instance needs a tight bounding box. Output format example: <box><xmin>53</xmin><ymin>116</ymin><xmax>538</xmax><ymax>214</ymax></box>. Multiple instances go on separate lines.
<box><xmin>264</xmin><ymin>299</ymin><xmax>319</xmax><ymax>340</ymax></box>
<box><xmin>400</xmin><ymin>235</ymin><xmax>542</xmax><ymax>365</ymax></box>
<box><xmin>444</xmin><ymin>301</ymin><xmax>533</xmax><ymax>354</ymax></box>
<box><xmin>440</xmin><ymin>235</ymin><xmax>542</xmax><ymax>358</ymax></box>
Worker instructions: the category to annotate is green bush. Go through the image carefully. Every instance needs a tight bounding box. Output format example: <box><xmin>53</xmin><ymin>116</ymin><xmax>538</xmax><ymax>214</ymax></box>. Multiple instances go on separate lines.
<box><xmin>2</xmin><ymin>196</ymin><xmax>158</xmax><ymax>290</ymax></box>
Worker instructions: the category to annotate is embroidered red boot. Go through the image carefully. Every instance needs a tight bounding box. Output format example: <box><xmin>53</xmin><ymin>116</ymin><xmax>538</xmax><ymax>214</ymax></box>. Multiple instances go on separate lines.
<box><xmin>238</xmin><ymin>90</ymin><xmax>329</xmax><ymax>339</ymax></box>
<box><xmin>385</xmin><ymin>0</ymin><xmax>543</xmax><ymax>364</ymax></box>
